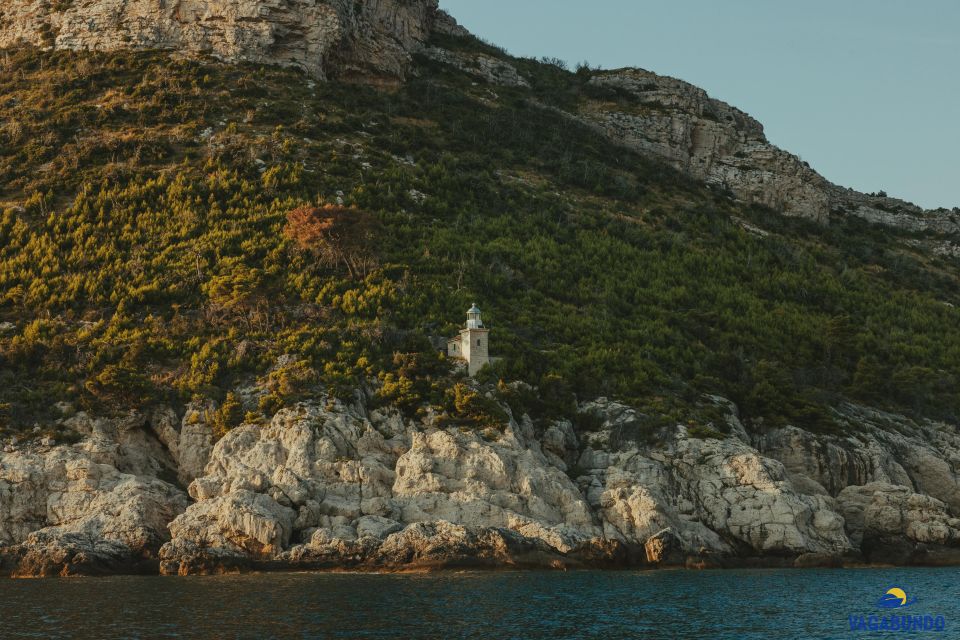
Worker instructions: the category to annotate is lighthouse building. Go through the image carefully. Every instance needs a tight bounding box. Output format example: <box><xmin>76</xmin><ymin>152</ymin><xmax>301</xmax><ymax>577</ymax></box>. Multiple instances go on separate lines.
<box><xmin>447</xmin><ymin>304</ymin><xmax>492</xmax><ymax>376</ymax></box>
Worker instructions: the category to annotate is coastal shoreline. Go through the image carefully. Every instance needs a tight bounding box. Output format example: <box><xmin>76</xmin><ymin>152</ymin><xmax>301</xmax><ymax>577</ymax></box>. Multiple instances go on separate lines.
<box><xmin>5</xmin><ymin>396</ymin><xmax>960</xmax><ymax>582</ymax></box>
<box><xmin>7</xmin><ymin>545</ymin><xmax>960</xmax><ymax>579</ymax></box>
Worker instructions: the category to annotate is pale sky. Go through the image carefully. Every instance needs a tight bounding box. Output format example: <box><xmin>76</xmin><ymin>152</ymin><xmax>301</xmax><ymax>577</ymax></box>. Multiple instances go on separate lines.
<box><xmin>440</xmin><ymin>0</ymin><xmax>959</xmax><ymax>210</ymax></box>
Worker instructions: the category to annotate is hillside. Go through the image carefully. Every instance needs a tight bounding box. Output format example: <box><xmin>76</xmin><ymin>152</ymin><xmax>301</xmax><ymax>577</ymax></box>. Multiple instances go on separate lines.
<box><xmin>1</xmin><ymin>33</ymin><xmax>958</xmax><ymax>435</ymax></box>
<box><xmin>2</xmin><ymin>8</ymin><xmax>960</xmax><ymax>575</ymax></box>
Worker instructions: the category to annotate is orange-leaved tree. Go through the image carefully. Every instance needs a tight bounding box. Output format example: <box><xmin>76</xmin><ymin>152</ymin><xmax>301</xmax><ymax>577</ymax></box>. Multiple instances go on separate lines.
<box><xmin>284</xmin><ymin>204</ymin><xmax>378</xmax><ymax>280</ymax></box>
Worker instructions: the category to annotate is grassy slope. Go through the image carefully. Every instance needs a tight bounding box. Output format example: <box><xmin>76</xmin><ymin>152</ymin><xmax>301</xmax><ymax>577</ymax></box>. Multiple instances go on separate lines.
<box><xmin>0</xmin><ymin>38</ymin><xmax>958</xmax><ymax>439</ymax></box>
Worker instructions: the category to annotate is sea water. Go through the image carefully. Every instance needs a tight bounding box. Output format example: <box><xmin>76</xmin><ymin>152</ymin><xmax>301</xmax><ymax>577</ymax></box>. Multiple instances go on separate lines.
<box><xmin>1</xmin><ymin>568</ymin><xmax>958</xmax><ymax>639</ymax></box>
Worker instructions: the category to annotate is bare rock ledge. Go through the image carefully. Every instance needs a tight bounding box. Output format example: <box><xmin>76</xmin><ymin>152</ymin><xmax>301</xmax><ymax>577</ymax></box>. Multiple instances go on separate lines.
<box><xmin>5</xmin><ymin>392</ymin><xmax>960</xmax><ymax>576</ymax></box>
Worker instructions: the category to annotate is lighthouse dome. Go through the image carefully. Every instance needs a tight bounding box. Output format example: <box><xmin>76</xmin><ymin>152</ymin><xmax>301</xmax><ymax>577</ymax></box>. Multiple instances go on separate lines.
<box><xmin>466</xmin><ymin>304</ymin><xmax>484</xmax><ymax>329</ymax></box>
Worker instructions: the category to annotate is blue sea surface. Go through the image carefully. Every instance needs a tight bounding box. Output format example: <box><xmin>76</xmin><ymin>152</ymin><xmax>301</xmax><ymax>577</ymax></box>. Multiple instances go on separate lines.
<box><xmin>1</xmin><ymin>568</ymin><xmax>958</xmax><ymax>639</ymax></box>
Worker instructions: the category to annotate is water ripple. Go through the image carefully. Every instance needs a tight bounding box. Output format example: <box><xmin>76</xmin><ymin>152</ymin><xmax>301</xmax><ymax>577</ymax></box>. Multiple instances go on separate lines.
<box><xmin>1</xmin><ymin>568</ymin><xmax>959</xmax><ymax>639</ymax></box>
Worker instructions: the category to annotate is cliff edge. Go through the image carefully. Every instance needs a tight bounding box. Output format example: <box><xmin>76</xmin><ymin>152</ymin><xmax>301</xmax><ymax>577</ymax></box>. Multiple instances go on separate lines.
<box><xmin>0</xmin><ymin>0</ymin><xmax>452</xmax><ymax>79</ymax></box>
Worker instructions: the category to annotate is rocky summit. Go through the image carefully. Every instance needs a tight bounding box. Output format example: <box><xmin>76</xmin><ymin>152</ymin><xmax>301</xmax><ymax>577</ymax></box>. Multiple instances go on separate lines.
<box><xmin>0</xmin><ymin>0</ymin><xmax>449</xmax><ymax>79</ymax></box>
<box><xmin>420</xmin><ymin>41</ymin><xmax>958</xmax><ymax>234</ymax></box>
<box><xmin>0</xmin><ymin>1</ymin><xmax>954</xmax><ymax>232</ymax></box>
<box><xmin>576</xmin><ymin>69</ymin><xmax>959</xmax><ymax>232</ymax></box>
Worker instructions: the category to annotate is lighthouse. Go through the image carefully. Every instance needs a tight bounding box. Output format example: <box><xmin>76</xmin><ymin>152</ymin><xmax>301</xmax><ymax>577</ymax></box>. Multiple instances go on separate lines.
<box><xmin>447</xmin><ymin>304</ymin><xmax>492</xmax><ymax>376</ymax></box>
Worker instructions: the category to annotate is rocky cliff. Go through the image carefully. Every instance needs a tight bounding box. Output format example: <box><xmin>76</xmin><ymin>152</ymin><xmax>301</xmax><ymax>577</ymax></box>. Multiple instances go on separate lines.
<box><xmin>0</xmin><ymin>0</ymin><xmax>445</xmax><ymax>79</ymax></box>
<box><xmin>1</xmin><ymin>3</ymin><xmax>954</xmax><ymax>232</ymax></box>
<box><xmin>4</xmin><ymin>390</ymin><xmax>960</xmax><ymax>576</ymax></box>
<box><xmin>579</xmin><ymin>69</ymin><xmax>959</xmax><ymax>232</ymax></box>
<box><xmin>419</xmin><ymin>40</ymin><xmax>959</xmax><ymax>235</ymax></box>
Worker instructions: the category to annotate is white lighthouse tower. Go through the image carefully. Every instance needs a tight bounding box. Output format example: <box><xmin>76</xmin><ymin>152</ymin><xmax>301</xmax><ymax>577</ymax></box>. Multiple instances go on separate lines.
<box><xmin>447</xmin><ymin>303</ymin><xmax>492</xmax><ymax>376</ymax></box>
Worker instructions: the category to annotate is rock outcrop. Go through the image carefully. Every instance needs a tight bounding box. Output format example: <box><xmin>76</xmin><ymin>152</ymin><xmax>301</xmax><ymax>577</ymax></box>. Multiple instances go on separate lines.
<box><xmin>5</xmin><ymin>389</ymin><xmax>960</xmax><ymax>576</ymax></box>
<box><xmin>754</xmin><ymin>404</ymin><xmax>960</xmax><ymax>564</ymax></box>
<box><xmin>150</xmin><ymin>393</ymin><xmax>960</xmax><ymax>573</ymax></box>
<box><xmin>837</xmin><ymin>483</ymin><xmax>960</xmax><ymax>565</ymax></box>
<box><xmin>422</xmin><ymin>46</ymin><xmax>530</xmax><ymax>88</ymax></box>
<box><xmin>0</xmin><ymin>0</ymin><xmax>447</xmax><ymax>79</ymax></box>
<box><xmin>158</xmin><ymin>401</ymin><xmax>608</xmax><ymax>574</ymax></box>
<box><xmin>415</xmin><ymin>42</ymin><xmax>957</xmax><ymax>233</ymax></box>
<box><xmin>0</xmin><ymin>412</ymin><xmax>192</xmax><ymax>576</ymax></box>
<box><xmin>576</xmin><ymin>69</ymin><xmax>959</xmax><ymax>232</ymax></box>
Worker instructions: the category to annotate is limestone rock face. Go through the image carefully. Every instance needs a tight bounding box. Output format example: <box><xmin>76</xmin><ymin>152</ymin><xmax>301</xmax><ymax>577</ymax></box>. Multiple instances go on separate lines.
<box><xmin>0</xmin><ymin>0</ymin><xmax>442</xmax><ymax>79</ymax></box>
<box><xmin>753</xmin><ymin>404</ymin><xmax>960</xmax><ymax>565</ymax></box>
<box><xmin>575</xmin><ymin>69</ymin><xmax>959</xmax><ymax>232</ymax></box>
<box><xmin>0</xmin><ymin>420</ymin><xmax>188</xmax><ymax>576</ymax></box>
<box><xmin>422</xmin><ymin>46</ymin><xmax>530</xmax><ymax>87</ymax></box>
<box><xmin>158</xmin><ymin>401</ymin><xmax>608</xmax><ymax>573</ymax></box>
<box><xmin>576</xmin><ymin>398</ymin><xmax>852</xmax><ymax>564</ymax></box>
<box><xmin>160</xmin><ymin>490</ymin><xmax>296</xmax><ymax>574</ymax></box>
<box><xmin>837</xmin><ymin>483</ymin><xmax>960</xmax><ymax>565</ymax></box>
<box><xmin>5</xmin><ymin>390</ymin><xmax>960</xmax><ymax>575</ymax></box>
<box><xmin>755</xmin><ymin>404</ymin><xmax>960</xmax><ymax>513</ymax></box>
<box><xmin>156</xmin><ymin>395</ymin><xmax>864</xmax><ymax>574</ymax></box>
<box><xmin>165</xmin><ymin>401</ymin><xmax>217</xmax><ymax>486</ymax></box>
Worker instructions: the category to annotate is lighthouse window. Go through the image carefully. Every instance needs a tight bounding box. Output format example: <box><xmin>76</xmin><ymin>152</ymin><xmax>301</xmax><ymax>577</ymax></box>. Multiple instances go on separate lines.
<box><xmin>477</xmin><ymin>339</ymin><xmax>482</xmax><ymax>346</ymax></box>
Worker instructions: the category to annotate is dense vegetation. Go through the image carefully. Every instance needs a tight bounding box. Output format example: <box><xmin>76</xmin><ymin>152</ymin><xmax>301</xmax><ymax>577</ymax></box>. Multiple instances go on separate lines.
<box><xmin>0</xmin><ymin>35</ymin><xmax>958</xmax><ymax>440</ymax></box>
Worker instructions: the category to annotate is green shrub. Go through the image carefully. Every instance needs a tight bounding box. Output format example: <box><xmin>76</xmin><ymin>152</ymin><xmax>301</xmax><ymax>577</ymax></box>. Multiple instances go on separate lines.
<box><xmin>208</xmin><ymin>392</ymin><xmax>244</xmax><ymax>441</ymax></box>
<box><xmin>435</xmin><ymin>383</ymin><xmax>510</xmax><ymax>431</ymax></box>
